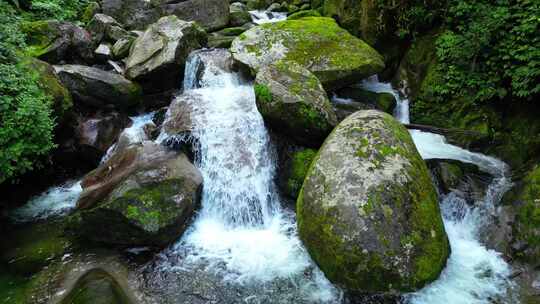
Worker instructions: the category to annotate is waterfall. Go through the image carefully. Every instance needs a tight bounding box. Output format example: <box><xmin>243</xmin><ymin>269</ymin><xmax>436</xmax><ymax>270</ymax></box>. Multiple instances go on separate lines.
<box><xmin>359</xmin><ymin>77</ymin><xmax>517</xmax><ymax>304</ymax></box>
<box><xmin>156</xmin><ymin>49</ymin><xmax>338</xmax><ymax>302</ymax></box>
<box><xmin>360</xmin><ymin>75</ymin><xmax>410</xmax><ymax>124</ymax></box>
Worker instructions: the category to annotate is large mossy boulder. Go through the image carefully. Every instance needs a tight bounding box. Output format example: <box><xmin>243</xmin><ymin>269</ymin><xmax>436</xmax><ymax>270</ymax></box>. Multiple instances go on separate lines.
<box><xmin>21</xmin><ymin>20</ymin><xmax>93</xmax><ymax>64</ymax></box>
<box><xmin>298</xmin><ymin>110</ymin><xmax>449</xmax><ymax>293</ymax></box>
<box><xmin>125</xmin><ymin>15</ymin><xmax>207</xmax><ymax>92</ymax></box>
<box><xmin>75</xmin><ymin>141</ymin><xmax>202</xmax><ymax>247</ymax></box>
<box><xmin>505</xmin><ymin>166</ymin><xmax>540</xmax><ymax>263</ymax></box>
<box><xmin>231</xmin><ymin>17</ymin><xmax>384</xmax><ymax>90</ymax></box>
<box><xmin>101</xmin><ymin>0</ymin><xmax>229</xmax><ymax>31</ymax></box>
<box><xmin>254</xmin><ymin>61</ymin><xmax>338</xmax><ymax>146</ymax></box>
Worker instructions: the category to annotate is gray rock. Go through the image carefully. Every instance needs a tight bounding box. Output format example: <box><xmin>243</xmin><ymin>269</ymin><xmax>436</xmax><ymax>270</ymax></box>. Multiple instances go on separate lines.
<box><xmin>254</xmin><ymin>61</ymin><xmax>337</xmax><ymax>146</ymax></box>
<box><xmin>76</xmin><ymin>141</ymin><xmax>202</xmax><ymax>247</ymax></box>
<box><xmin>94</xmin><ymin>43</ymin><xmax>113</xmax><ymax>61</ymax></box>
<box><xmin>112</xmin><ymin>36</ymin><xmax>134</xmax><ymax>59</ymax></box>
<box><xmin>55</xmin><ymin>64</ymin><xmax>142</xmax><ymax>109</ymax></box>
<box><xmin>229</xmin><ymin>2</ymin><xmax>251</xmax><ymax>26</ymax></box>
<box><xmin>77</xmin><ymin>112</ymin><xmax>131</xmax><ymax>163</ymax></box>
<box><xmin>101</xmin><ymin>0</ymin><xmax>230</xmax><ymax>31</ymax></box>
<box><xmin>87</xmin><ymin>13</ymin><xmax>123</xmax><ymax>43</ymax></box>
<box><xmin>125</xmin><ymin>16</ymin><xmax>207</xmax><ymax>92</ymax></box>
<box><xmin>298</xmin><ymin>110</ymin><xmax>450</xmax><ymax>293</ymax></box>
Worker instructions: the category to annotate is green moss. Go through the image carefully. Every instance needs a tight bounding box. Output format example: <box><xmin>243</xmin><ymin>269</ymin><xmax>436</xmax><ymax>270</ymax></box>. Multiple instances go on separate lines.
<box><xmin>512</xmin><ymin>166</ymin><xmax>540</xmax><ymax>262</ymax></box>
<box><xmin>20</xmin><ymin>21</ymin><xmax>57</xmax><ymax>58</ymax></box>
<box><xmin>286</xmin><ymin>148</ymin><xmax>317</xmax><ymax>197</ymax></box>
<box><xmin>254</xmin><ymin>83</ymin><xmax>272</xmax><ymax>104</ymax></box>
<box><xmin>81</xmin><ymin>1</ymin><xmax>100</xmax><ymax>23</ymax></box>
<box><xmin>243</xmin><ymin>17</ymin><xmax>384</xmax><ymax>88</ymax></box>
<box><xmin>287</xmin><ymin>10</ymin><xmax>321</xmax><ymax>20</ymax></box>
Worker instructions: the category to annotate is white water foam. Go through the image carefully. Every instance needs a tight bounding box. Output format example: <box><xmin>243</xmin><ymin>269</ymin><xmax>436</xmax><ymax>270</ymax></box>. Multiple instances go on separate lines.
<box><xmin>10</xmin><ymin>180</ymin><xmax>82</xmax><ymax>222</ymax></box>
<box><xmin>160</xmin><ymin>49</ymin><xmax>339</xmax><ymax>302</ymax></box>
<box><xmin>360</xmin><ymin>77</ymin><xmax>516</xmax><ymax>304</ymax></box>
<box><xmin>249</xmin><ymin>10</ymin><xmax>287</xmax><ymax>24</ymax></box>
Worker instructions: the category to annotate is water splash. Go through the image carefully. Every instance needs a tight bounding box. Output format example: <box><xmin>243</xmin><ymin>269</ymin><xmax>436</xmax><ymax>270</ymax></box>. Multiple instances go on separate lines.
<box><xmin>10</xmin><ymin>180</ymin><xmax>82</xmax><ymax>222</ymax></box>
<box><xmin>249</xmin><ymin>10</ymin><xmax>287</xmax><ymax>24</ymax></box>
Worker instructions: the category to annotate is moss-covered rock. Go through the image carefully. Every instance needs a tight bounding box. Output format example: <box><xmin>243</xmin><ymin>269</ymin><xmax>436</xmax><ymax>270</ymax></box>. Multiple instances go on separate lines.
<box><xmin>21</xmin><ymin>20</ymin><xmax>93</xmax><ymax>64</ymax></box>
<box><xmin>75</xmin><ymin>141</ymin><xmax>202</xmax><ymax>247</ymax></box>
<box><xmin>254</xmin><ymin>61</ymin><xmax>338</xmax><ymax>146</ymax></box>
<box><xmin>1</xmin><ymin>220</ymin><xmax>71</xmax><ymax>276</ymax></box>
<box><xmin>287</xmin><ymin>9</ymin><xmax>321</xmax><ymax>20</ymax></box>
<box><xmin>298</xmin><ymin>110</ymin><xmax>449</xmax><ymax>294</ymax></box>
<box><xmin>20</xmin><ymin>58</ymin><xmax>73</xmax><ymax>126</ymax></box>
<box><xmin>231</xmin><ymin>17</ymin><xmax>384</xmax><ymax>90</ymax></box>
<box><xmin>229</xmin><ymin>2</ymin><xmax>252</xmax><ymax>26</ymax></box>
<box><xmin>507</xmin><ymin>166</ymin><xmax>540</xmax><ymax>263</ymax></box>
<box><xmin>334</xmin><ymin>87</ymin><xmax>396</xmax><ymax>114</ymax></box>
<box><xmin>284</xmin><ymin>148</ymin><xmax>317</xmax><ymax>198</ymax></box>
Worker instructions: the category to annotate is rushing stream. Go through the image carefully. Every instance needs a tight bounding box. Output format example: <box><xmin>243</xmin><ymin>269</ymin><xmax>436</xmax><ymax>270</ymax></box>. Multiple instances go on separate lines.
<box><xmin>7</xmin><ymin>49</ymin><xmax>518</xmax><ymax>304</ymax></box>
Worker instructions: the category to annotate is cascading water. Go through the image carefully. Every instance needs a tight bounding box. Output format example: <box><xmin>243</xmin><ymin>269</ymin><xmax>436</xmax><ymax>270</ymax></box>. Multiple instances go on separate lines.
<box><xmin>152</xmin><ymin>49</ymin><xmax>338</xmax><ymax>302</ymax></box>
<box><xmin>358</xmin><ymin>77</ymin><xmax>517</xmax><ymax>304</ymax></box>
<box><xmin>249</xmin><ymin>10</ymin><xmax>287</xmax><ymax>25</ymax></box>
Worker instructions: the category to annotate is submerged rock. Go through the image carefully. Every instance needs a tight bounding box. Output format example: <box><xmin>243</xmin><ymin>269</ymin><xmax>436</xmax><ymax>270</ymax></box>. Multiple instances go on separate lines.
<box><xmin>125</xmin><ymin>16</ymin><xmax>207</xmax><ymax>92</ymax></box>
<box><xmin>101</xmin><ymin>0</ymin><xmax>229</xmax><ymax>31</ymax></box>
<box><xmin>59</xmin><ymin>269</ymin><xmax>132</xmax><ymax>304</ymax></box>
<box><xmin>254</xmin><ymin>61</ymin><xmax>337</xmax><ymax>146</ymax></box>
<box><xmin>298</xmin><ymin>110</ymin><xmax>450</xmax><ymax>294</ymax></box>
<box><xmin>231</xmin><ymin>17</ymin><xmax>384</xmax><ymax>90</ymax></box>
<box><xmin>55</xmin><ymin>64</ymin><xmax>142</xmax><ymax>109</ymax></box>
<box><xmin>22</xmin><ymin>20</ymin><xmax>93</xmax><ymax>64</ymax></box>
<box><xmin>75</xmin><ymin>141</ymin><xmax>202</xmax><ymax>246</ymax></box>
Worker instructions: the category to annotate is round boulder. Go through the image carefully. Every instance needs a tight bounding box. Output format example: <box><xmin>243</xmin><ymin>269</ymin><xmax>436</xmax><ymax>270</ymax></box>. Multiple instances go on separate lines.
<box><xmin>254</xmin><ymin>61</ymin><xmax>337</xmax><ymax>146</ymax></box>
<box><xmin>298</xmin><ymin>110</ymin><xmax>450</xmax><ymax>293</ymax></box>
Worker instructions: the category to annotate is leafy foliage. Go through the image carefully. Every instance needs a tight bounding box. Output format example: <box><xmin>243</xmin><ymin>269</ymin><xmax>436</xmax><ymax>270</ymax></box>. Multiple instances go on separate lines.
<box><xmin>374</xmin><ymin>0</ymin><xmax>447</xmax><ymax>38</ymax></box>
<box><xmin>24</xmin><ymin>0</ymin><xmax>90</xmax><ymax>22</ymax></box>
<box><xmin>0</xmin><ymin>2</ymin><xmax>56</xmax><ymax>183</ymax></box>
<box><xmin>435</xmin><ymin>0</ymin><xmax>540</xmax><ymax>102</ymax></box>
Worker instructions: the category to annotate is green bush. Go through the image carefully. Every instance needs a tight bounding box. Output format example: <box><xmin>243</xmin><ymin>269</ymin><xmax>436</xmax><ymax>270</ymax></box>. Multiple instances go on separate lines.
<box><xmin>435</xmin><ymin>0</ymin><xmax>540</xmax><ymax>103</ymax></box>
<box><xmin>0</xmin><ymin>2</ymin><xmax>56</xmax><ymax>183</ymax></box>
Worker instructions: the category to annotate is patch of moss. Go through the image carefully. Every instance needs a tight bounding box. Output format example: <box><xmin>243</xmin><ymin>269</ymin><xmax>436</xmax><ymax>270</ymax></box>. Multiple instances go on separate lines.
<box><xmin>286</xmin><ymin>148</ymin><xmax>317</xmax><ymax>197</ymax></box>
<box><xmin>254</xmin><ymin>83</ymin><xmax>272</xmax><ymax>104</ymax></box>
<box><xmin>512</xmin><ymin>166</ymin><xmax>540</xmax><ymax>263</ymax></box>
<box><xmin>287</xmin><ymin>10</ymin><xmax>321</xmax><ymax>20</ymax></box>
